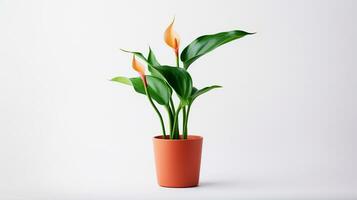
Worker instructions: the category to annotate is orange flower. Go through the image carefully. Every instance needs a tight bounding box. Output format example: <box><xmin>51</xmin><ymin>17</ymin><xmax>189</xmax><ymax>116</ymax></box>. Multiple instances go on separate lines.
<box><xmin>132</xmin><ymin>55</ymin><xmax>147</xmax><ymax>86</ymax></box>
<box><xmin>164</xmin><ymin>18</ymin><xmax>180</xmax><ymax>57</ymax></box>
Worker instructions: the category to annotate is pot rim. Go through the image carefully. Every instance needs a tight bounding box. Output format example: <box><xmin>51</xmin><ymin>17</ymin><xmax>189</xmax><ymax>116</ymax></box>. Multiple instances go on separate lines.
<box><xmin>153</xmin><ymin>135</ymin><xmax>203</xmax><ymax>142</ymax></box>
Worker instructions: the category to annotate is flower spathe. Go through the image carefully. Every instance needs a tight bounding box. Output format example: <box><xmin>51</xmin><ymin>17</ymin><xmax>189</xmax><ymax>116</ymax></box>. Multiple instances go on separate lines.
<box><xmin>132</xmin><ymin>55</ymin><xmax>147</xmax><ymax>86</ymax></box>
<box><xmin>164</xmin><ymin>18</ymin><xmax>180</xmax><ymax>57</ymax></box>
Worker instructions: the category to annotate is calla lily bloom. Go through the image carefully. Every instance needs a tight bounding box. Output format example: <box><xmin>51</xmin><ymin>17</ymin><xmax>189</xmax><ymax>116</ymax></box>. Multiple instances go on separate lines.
<box><xmin>164</xmin><ymin>18</ymin><xmax>180</xmax><ymax>57</ymax></box>
<box><xmin>132</xmin><ymin>55</ymin><xmax>147</xmax><ymax>86</ymax></box>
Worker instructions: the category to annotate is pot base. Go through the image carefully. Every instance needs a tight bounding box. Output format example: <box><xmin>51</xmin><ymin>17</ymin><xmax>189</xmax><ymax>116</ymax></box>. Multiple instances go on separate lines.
<box><xmin>158</xmin><ymin>184</ymin><xmax>199</xmax><ymax>188</ymax></box>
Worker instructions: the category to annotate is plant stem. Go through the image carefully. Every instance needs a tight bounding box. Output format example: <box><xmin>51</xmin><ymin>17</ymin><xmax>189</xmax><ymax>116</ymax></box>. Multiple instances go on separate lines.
<box><xmin>169</xmin><ymin>97</ymin><xmax>175</xmax><ymax>116</ymax></box>
<box><xmin>182</xmin><ymin>106</ymin><xmax>187</xmax><ymax>139</ymax></box>
<box><xmin>170</xmin><ymin>97</ymin><xmax>179</xmax><ymax>134</ymax></box>
<box><xmin>171</xmin><ymin>105</ymin><xmax>182</xmax><ymax>139</ymax></box>
<box><xmin>144</xmin><ymin>86</ymin><xmax>166</xmax><ymax>138</ymax></box>
<box><xmin>176</xmin><ymin>55</ymin><xmax>180</xmax><ymax>68</ymax></box>
<box><xmin>165</xmin><ymin>105</ymin><xmax>173</xmax><ymax>136</ymax></box>
<box><xmin>184</xmin><ymin>104</ymin><xmax>191</xmax><ymax>139</ymax></box>
<box><xmin>170</xmin><ymin>49</ymin><xmax>181</xmax><ymax>139</ymax></box>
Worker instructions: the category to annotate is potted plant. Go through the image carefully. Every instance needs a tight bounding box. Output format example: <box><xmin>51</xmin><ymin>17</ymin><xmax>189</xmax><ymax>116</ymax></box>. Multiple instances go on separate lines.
<box><xmin>111</xmin><ymin>19</ymin><xmax>254</xmax><ymax>188</ymax></box>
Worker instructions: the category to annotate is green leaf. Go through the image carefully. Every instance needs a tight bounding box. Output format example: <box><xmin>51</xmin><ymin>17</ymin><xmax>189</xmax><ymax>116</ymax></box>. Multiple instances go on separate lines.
<box><xmin>111</xmin><ymin>75</ymin><xmax>171</xmax><ymax>105</ymax></box>
<box><xmin>111</xmin><ymin>76</ymin><xmax>132</xmax><ymax>86</ymax></box>
<box><xmin>148</xmin><ymin>47</ymin><xmax>160</xmax><ymax>67</ymax></box>
<box><xmin>147</xmin><ymin>48</ymin><xmax>166</xmax><ymax>80</ymax></box>
<box><xmin>152</xmin><ymin>65</ymin><xmax>193</xmax><ymax>103</ymax></box>
<box><xmin>189</xmin><ymin>85</ymin><xmax>222</xmax><ymax>104</ymax></box>
<box><xmin>120</xmin><ymin>49</ymin><xmax>148</xmax><ymax>63</ymax></box>
<box><xmin>181</xmin><ymin>30</ymin><xmax>254</xmax><ymax>69</ymax></box>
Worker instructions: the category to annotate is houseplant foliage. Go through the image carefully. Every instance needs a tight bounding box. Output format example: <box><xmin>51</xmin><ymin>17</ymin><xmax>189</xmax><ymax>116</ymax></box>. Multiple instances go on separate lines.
<box><xmin>112</xmin><ymin>19</ymin><xmax>254</xmax><ymax>139</ymax></box>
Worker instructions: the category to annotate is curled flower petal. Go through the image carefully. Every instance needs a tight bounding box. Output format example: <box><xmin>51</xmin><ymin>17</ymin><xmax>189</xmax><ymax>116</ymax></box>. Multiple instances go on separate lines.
<box><xmin>164</xmin><ymin>18</ymin><xmax>180</xmax><ymax>56</ymax></box>
<box><xmin>132</xmin><ymin>55</ymin><xmax>147</xmax><ymax>86</ymax></box>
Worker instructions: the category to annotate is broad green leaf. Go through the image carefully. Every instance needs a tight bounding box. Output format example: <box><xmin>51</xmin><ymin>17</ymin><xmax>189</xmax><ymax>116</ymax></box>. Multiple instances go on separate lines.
<box><xmin>181</xmin><ymin>30</ymin><xmax>254</xmax><ymax>69</ymax></box>
<box><xmin>148</xmin><ymin>47</ymin><xmax>160</xmax><ymax>67</ymax></box>
<box><xmin>147</xmin><ymin>48</ymin><xmax>166</xmax><ymax>80</ymax></box>
<box><xmin>152</xmin><ymin>65</ymin><xmax>193</xmax><ymax>104</ymax></box>
<box><xmin>111</xmin><ymin>75</ymin><xmax>171</xmax><ymax>105</ymax></box>
<box><xmin>147</xmin><ymin>48</ymin><xmax>174</xmax><ymax>95</ymax></box>
<box><xmin>189</xmin><ymin>85</ymin><xmax>222</xmax><ymax>104</ymax></box>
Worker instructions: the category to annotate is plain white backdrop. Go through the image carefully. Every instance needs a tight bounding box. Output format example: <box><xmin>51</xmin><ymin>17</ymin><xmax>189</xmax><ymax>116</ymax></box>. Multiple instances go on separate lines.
<box><xmin>0</xmin><ymin>0</ymin><xmax>356</xmax><ymax>199</ymax></box>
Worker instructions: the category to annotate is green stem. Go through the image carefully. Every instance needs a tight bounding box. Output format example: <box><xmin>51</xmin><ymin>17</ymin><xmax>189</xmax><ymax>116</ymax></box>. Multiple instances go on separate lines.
<box><xmin>170</xmin><ymin>50</ymin><xmax>181</xmax><ymax>139</ymax></box>
<box><xmin>169</xmin><ymin>97</ymin><xmax>175</xmax><ymax>116</ymax></box>
<box><xmin>171</xmin><ymin>105</ymin><xmax>182</xmax><ymax>139</ymax></box>
<box><xmin>184</xmin><ymin>105</ymin><xmax>191</xmax><ymax>139</ymax></box>
<box><xmin>165</xmin><ymin>105</ymin><xmax>173</xmax><ymax>136</ymax></box>
<box><xmin>170</xmin><ymin>97</ymin><xmax>179</xmax><ymax>134</ymax></box>
<box><xmin>176</xmin><ymin>55</ymin><xmax>180</xmax><ymax>68</ymax></box>
<box><xmin>182</xmin><ymin>106</ymin><xmax>187</xmax><ymax>139</ymax></box>
<box><xmin>144</xmin><ymin>86</ymin><xmax>166</xmax><ymax>138</ymax></box>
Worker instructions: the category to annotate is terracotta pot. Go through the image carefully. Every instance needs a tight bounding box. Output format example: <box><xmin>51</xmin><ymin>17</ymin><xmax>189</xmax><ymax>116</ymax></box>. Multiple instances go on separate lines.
<box><xmin>153</xmin><ymin>135</ymin><xmax>203</xmax><ymax>188</ymax></box>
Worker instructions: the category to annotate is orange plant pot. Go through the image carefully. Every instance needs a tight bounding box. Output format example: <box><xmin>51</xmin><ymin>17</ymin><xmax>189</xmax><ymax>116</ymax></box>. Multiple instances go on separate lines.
<box><xmin>153</xmin><ymin>135</ymin><xmax>203</xmax><ymax>188</ymax></box>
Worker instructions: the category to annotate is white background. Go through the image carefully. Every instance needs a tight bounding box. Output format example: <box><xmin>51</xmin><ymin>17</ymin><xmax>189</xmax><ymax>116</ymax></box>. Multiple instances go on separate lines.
<box><xmin>1</xmin><ymin>0</ymin><xmax>357</xmax><ymax>199</ymax></box>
